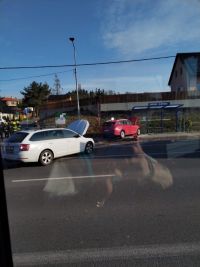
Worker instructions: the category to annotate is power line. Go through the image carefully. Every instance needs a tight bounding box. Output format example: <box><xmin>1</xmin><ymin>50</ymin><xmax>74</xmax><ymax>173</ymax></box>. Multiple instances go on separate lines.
<box><xmin>0</xmin><ymin>55</ymin><xmax>175</xmax><ymax>71</ymax></box>
<box><xmin>0</xmin><ymin>69</ymin><xmax>73</xmax><ymax>82</ymax></box>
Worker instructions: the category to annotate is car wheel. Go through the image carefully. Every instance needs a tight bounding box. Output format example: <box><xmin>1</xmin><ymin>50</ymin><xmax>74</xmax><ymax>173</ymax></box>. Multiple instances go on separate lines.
<box><xmin>133</xmin><ymin>129</ymin><xmax>140</xmax><ymax>141</ymax></box>
<box><xmin>39</xmin><ymin>149</ymin><xmax>54</xmax><ymax>166</ymax></box>
<box><xmin>85</xmin><ymin>142</ymin><xmax>94</xmax><ymax>154</ymax></box>
<box><xmin>120</xmin><ymin>130</ymin><xmax>125</xmax><ymax>139</ymax></box>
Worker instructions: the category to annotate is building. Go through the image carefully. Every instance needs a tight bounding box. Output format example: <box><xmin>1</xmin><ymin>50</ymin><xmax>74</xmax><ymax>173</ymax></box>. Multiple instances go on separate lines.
<box><xmin>168</xmin><ymin>52</ymin><xmax>200</xmax><ymax>94</ymax></box>
<box><xmin>0</xmin><ymin>97</ymin><xmax>19</xmax><ymax>107</ymax></box>
<box><xmin>0</xmin><ymin>97</ymin><xmax>21</xmax><ymax>120</ymax></box>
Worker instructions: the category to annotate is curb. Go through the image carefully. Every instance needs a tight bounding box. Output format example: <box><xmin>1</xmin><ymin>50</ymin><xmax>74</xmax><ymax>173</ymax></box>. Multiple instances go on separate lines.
<box><xmin>93</xmin><ymin>132</ymin><xmax>200</xmax><ymax>145</ymax></box>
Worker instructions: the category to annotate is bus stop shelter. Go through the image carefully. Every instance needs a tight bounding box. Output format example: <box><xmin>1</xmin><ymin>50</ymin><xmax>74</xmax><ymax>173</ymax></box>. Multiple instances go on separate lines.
<box><xmin>132</xmin><ymin>102</ymin><xmax>183</xmax><ymax>133</ymax></box>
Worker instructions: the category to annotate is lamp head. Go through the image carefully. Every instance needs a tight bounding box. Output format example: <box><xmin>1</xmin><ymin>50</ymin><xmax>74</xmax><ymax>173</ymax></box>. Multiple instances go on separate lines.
<box><xmin>69</xmin><ymin>37</ymin><xmax>75</xmax><ymax>42</ymax></box>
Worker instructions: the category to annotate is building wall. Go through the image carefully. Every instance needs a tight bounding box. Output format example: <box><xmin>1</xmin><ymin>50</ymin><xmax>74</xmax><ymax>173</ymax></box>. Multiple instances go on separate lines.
<box><xmin>170</xmin><ymin>58</ymin><xmax>187</xmax><ymax>92</ymax></box>
<box><xmin>6</xmin><ymin>100</ymin><xmax>18</xmax><ymax>107</ymax></box>
<box><xmin>170</xmin><ymin>56</ymin><xmax>200</xmax><ymax>93</ymax></box>
<box><xmin>39</xmin><ymin>103</ymin><xmax>98</xmax><ymax>120</ymax></box>
<box><xmin>101</xmin><ymin>99</ymin><xmax>200</xmax><ymax>112</ymax></box>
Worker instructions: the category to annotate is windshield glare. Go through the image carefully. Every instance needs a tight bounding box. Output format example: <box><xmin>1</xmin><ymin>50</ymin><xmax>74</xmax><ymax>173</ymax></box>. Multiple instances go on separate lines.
<box><xmin>1</xmin><ymin>1</ymin><xmax>200</xmax><ymax>266</ymax></box>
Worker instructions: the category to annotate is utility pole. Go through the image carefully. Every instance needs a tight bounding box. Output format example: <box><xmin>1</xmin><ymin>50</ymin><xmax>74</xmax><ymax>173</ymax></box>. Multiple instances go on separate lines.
<box><xmin>69</xmin><ymin>37</ymin><xmax>80</xmax><ymax>119</ymax></box>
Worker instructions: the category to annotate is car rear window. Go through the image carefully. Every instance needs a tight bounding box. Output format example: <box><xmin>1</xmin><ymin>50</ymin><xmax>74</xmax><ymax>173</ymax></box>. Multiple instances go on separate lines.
<box><xmin>103</xmin><ymin>121</ymin><xmax>115</xmax><ymax>127</ymax></box>
<box><xmin>7</xmin><ymin>132</ymin><xmax>29</xmax><ymax>143</ymax></box>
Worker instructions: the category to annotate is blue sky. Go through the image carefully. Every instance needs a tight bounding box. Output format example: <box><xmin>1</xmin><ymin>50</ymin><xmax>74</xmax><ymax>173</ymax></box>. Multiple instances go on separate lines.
<box><xmin>1</xmin><ymin>0</ymin><xmax>200</xmax><ymax>98</ymax></box>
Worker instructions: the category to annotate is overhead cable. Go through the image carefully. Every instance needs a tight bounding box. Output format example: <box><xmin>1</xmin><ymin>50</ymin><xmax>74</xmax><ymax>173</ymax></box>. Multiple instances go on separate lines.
<box><xmin>0</xmin><ymin>69</ymin><xmax>73</xmax><ymax>82</ymax></box>
<box><xmin>0</xmin><ymin>55</ymin><xmax>175</xmax><ymax>70</ymax></box>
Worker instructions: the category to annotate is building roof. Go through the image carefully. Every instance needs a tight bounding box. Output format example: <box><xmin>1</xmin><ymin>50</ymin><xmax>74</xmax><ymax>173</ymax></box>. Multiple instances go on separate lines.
<box><xmin>1</xmin><ymin>97</ymin><xmax>18</xmax><ymax>102</ymax></box>
<box><xmin>168</xmin><ymin>52</ymin><xmax>200</xmax><ymax>86</ymax></box>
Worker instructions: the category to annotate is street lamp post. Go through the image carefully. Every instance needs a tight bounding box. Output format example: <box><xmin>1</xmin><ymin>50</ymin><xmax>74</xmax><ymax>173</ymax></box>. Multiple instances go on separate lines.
<box><xmin>69</xmin><ymin>37</ymin><xmax>80</xmax><ymax>119</ymax></box>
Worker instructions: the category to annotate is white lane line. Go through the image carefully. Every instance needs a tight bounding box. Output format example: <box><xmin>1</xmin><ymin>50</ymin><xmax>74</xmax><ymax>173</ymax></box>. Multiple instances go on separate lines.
<box><xmin>13</xmin><ymin>242</ymin><xmax>200</xmax><ymax>266</ymax></box>
<box><xmin>12</xmin><ymin>174</ymin><xmax>115</xmax><ymax>183</ymax></box>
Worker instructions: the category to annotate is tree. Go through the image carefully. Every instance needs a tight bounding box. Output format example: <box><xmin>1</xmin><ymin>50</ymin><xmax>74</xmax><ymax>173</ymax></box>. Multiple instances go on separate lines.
<box><xmin>51</xmin><ymin>74</ymin><xmax>63</xmax><ymax>95</ymax></box>
<box><xmin>20</xmin><ymin>81</ymin><xmax>51</xmax><ymax>117</ymax></box>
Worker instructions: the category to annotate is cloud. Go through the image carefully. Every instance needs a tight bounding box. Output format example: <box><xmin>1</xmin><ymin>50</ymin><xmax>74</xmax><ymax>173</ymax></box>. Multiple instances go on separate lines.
<box><xmin>101</xmin><ymin>0</ymin><xmax>200</xmax><ymax>56</ymax></box>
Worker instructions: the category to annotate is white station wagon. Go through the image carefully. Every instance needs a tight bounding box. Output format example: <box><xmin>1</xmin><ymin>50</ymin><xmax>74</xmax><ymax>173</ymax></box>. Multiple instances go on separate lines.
<box><xmin>2</xmin><ymin>120</ymin><xmax>94</xmax><ymax>166</ymax></box>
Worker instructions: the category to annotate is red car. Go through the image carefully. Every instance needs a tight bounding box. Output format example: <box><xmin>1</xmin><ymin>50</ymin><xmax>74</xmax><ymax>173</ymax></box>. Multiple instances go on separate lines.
<box><xmin>102</xmin><ymin>118</ymin><xmax>140</xmax><ymax>139</ymax></box>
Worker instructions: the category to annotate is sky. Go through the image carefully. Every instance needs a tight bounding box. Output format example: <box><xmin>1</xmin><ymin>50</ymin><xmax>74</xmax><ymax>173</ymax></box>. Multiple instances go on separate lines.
<box><xmin>1</xmin><ymin>0</ymin><xmax>200</xmax><ymax>98</ymax></box>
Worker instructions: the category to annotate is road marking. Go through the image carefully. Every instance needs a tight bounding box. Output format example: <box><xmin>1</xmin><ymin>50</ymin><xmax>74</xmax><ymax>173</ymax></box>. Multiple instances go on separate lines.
<box><xmin>13</xmin><ymin>242</ymin><xmax>200</xmax><ymax>266</ymax></box>
<box><xmin>12</xmin><ymin>174</ymin><xmax>115</xmax><ymax>183</ymax></box>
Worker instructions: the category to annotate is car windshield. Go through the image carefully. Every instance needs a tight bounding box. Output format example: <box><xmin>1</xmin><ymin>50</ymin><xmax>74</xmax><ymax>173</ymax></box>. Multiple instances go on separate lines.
<box><xmin>1</xmin><ymin>1</ymin><xmax>200</xmax><ymax>267</ymax></box>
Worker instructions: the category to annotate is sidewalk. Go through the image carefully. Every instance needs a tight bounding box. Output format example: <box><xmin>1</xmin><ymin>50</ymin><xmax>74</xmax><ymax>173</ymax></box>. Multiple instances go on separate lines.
<box><xmin>93</xmin><ymin>131</ymin><xmax>200</xmax><ymax>144</ymax></box>
<box><xmin>139</xmin><ymin>131</ymin><xmax>200</xmax><ymax>141</ymax></box>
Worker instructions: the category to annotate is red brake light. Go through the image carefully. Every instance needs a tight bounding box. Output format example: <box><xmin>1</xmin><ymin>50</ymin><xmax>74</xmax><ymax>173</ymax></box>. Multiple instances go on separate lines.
<box><xmin>19</xmin><ymin>144</ymin><xmax>30</xmax><ymax>151</ymax></box>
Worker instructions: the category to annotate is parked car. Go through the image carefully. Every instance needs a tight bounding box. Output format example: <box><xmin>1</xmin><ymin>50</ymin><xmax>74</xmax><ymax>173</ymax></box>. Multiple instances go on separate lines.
<box><xmin>2</xmin><ymin>120</ymin><xmax>94</xmax><ymax>166</ymax></box>
<box><xmin>102</xmin><ymin>118</ymin><xmax>140</xmax><ymax>139</ymax></box>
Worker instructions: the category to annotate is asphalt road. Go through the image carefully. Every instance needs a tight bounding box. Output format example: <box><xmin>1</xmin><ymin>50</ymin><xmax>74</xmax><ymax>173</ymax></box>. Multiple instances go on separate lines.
<box><xmin>3</xmin><ymin>138</ymin><xmax>200</xmax><ymax>266</ymax></box>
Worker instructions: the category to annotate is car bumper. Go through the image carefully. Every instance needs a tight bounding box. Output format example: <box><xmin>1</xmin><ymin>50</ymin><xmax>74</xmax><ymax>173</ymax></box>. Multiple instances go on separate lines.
<box><xmin>2</xmin><ymin>152</ymin><xmax>37</xmax><ymax>163</ymax></box>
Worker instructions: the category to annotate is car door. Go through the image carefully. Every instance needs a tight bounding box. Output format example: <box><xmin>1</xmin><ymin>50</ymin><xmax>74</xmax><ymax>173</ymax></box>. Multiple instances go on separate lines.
<box><xmin>127</xmin><ymin>120</ymin><xmax>137</xmax><ymax>135</ymax></box>
<box><xmin>122</xmin><ymin>120</ymin><xmax>129</xmax><ymax>135</ymax></box>
<box><xmin>45</xmin><ymin>129</ymin><xmax>78</xmax><ymax>157</ymax></box>
<box><xmin>30</xmin><ymin>130</ymin><xmax>65</xmax><ymax>158</ymax></box>
<box><xmin>46</xmin><ymin>130</ymin><xmax>68</xmax><ymax>157</ymax></box>
<box><xmin>62</xmin><ymin>129</ymin><xmax>81</xmax><ymax>155</ymax></box>
<box><xmin>123</xmin><ymin>119</ymin><xmax>135</xmax><ymax>135</ymax></box>
<box><xmin>45</xmin><ymin>129</ymin><xmax>80</xmax><ymax>157</ymax></box>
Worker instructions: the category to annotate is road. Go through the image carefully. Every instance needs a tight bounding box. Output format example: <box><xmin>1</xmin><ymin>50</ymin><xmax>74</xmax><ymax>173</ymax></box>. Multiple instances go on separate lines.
<box><xmin>3</xmin><ymin>138</ymin><xmax>200</xmax><ymax>266</ymax></box>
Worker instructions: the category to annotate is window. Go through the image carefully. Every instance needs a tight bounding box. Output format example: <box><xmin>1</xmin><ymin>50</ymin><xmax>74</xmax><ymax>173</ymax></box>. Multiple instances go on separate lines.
<box><xmin>63</xmin><ymin>129</ymin><xmax>79</xmax><ymax>138</ymax></box>
<box><xmin>30</xmin><ymin>130</ymin><xmax>66</xmax><ymax>141</ymax></box>
<box><xmin>103</xmin><ymin>121</ymin><xmax>115</xmax><ymax>126</ymax></box>
<box><xmin>7</xmin><ymin>132</ymin><xmax>29</xmax><ymax>143</ymax></box>
<box><xmin>50</xmin><ymin>130</ymin><xmax>64</xmax><ymax>139</ymax></box>
<box><xmin>29</xmin><ymin>131</ymin><xmax>46</xmax><ymax>141</ymax></box>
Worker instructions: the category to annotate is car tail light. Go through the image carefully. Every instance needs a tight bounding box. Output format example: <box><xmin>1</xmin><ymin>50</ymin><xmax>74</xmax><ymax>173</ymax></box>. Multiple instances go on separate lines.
<box><xmin>19</xmin><ymin>144</ymin><xmax>30</xmax><ymax>151</ymax></box>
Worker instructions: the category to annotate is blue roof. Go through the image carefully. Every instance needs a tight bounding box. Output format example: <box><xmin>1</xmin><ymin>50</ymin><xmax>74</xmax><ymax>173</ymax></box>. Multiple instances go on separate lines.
<box><xmin>132</xmin><ymin>103</ymin><xmax>183</xmax><ymax>110</ymax></box>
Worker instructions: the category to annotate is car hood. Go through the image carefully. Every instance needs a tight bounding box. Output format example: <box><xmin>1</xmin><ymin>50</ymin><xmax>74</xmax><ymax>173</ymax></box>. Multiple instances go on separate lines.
<box><xmin>67</xmin><ymin>119</ymin><xmax>89</xmax><ymax>136</ymax></box>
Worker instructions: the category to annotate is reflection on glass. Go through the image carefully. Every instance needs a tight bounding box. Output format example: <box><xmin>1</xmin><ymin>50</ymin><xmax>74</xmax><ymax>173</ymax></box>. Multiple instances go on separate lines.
<box><xmin>43</xmin><ymin>141</ymin><xmax>173</xmax><ymax>209</ymax></box>
<box><xmin>96</xmin><ymin>142</ymin><xmax>173</xmax><ymax>208</ymax></box>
